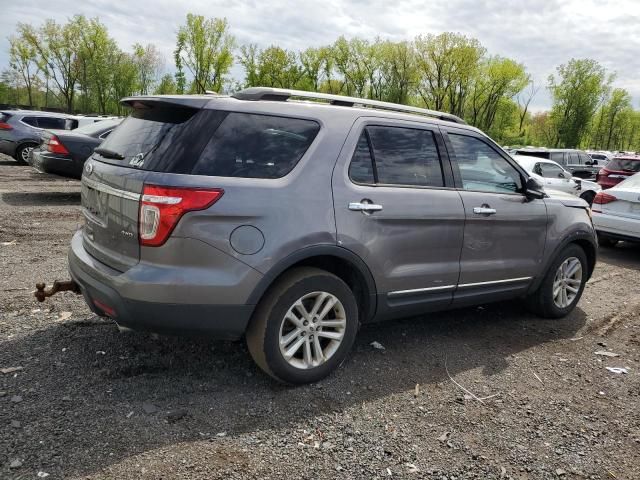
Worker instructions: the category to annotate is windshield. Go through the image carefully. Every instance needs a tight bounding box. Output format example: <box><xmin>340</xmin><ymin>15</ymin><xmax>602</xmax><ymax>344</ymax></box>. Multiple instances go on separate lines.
<box><xmin>73</xmin><ymin>119</ymin><xmax>121</xmax><ymax>136</ymax></box>
<box><xmin>607</xmin><ymin>158</ymin><xmax>640</xmax><ymax>172</ymax></box>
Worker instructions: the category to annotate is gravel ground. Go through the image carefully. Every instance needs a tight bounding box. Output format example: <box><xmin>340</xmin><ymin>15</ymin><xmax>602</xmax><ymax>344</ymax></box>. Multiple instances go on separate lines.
<box><xmin>1</xmin><ymin>156</ymin><xmax>639</xmax><ymax>480</ymax></box>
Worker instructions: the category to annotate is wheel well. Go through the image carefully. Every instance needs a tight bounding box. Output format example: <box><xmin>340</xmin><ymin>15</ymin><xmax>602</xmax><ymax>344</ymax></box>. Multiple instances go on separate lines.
<box><xmin>280</xmin><ymin>255</ymin><xmax>374</xmax><ymax>323</ymax></box>
<box><xmin>572</xmin><ymin>239</ymin><xmax>596</xmax><ymax>277</ymax></box>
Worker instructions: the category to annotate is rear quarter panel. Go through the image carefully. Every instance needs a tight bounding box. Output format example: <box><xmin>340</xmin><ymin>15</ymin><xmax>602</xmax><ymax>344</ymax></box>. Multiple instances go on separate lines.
<box><xmin>152</xmin><ymin>107</ymin><xmax>356</xmax><ymax>275</ymax></box>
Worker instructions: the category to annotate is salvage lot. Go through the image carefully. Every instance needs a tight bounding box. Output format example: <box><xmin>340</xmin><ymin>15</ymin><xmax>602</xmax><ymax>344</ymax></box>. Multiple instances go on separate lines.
<box><xmin>0</xmin><ymin>157</ymin><xmax>639</xmax><ymax>479</ymax></box>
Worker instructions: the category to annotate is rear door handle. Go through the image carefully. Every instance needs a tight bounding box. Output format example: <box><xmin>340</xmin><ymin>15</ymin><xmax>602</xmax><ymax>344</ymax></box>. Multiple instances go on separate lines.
<box><xmin>473</xmin><ymin>206</ymin><xmax>496</xmax><ymax>215</ymax></box>
<box><xmin>349</xmin><ymin>202</ymin><xmax>383</xmax><ymax>213</ymax></box>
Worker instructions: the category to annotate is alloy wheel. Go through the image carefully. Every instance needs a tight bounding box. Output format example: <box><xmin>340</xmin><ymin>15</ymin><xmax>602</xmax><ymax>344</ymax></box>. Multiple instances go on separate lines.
<box><xmin>278</xmin><ymin>291</ymin><xmax>346</xmax><ymax>369</ymax></box>
<box><xmin>552</xmin><ymin>256</ymin><xmax>582</xmax><ymax>308</ymax></box>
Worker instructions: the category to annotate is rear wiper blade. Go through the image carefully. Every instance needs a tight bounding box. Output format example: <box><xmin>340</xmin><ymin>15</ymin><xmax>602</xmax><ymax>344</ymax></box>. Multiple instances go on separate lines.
<box><xmin>94</xmin><ymin>147</ymin><xmax>125</xmax><ymax>160</ymax></box>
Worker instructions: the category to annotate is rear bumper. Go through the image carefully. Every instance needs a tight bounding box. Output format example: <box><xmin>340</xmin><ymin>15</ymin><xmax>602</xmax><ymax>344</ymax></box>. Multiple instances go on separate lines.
<box><xmin>68</xmin><ymin>230</ymin><xmax>258</xmax><ymax>339</ymax></box>
<box><xmin>593</xmin><ymin>211</ymin><xmax>640</xmax><ymax>242</ymax></box>
<box><xmin>32</xmin><ymin>150</ymin><xmax>81</xmax><ymax>178</ymax></box>
<box><xmin>0</xmin><ymin>139</ymin><xmax>17</xmax><ymax>157</ymax></box>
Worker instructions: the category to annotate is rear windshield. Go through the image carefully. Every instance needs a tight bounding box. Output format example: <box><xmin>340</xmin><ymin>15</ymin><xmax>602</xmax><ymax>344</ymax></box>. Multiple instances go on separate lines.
<box><xmin>96</xmin><ymin>107</ymin><xmax>320</xmax><ymax>179</ymax></box>
<box><xmin>0</xmin><ymin>112</ymin><xmax>12</xmax><ymax>123</ymax></box>
<box><xmin>607</xmin><ymin>158</ymin><xmax>640</xmax><ymax>172</ymax></box>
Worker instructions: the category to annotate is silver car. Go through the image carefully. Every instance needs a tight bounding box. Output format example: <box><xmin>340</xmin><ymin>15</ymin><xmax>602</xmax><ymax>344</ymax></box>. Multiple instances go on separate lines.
<box><xmin>44</xmin><ymin>88</ymin><xmax>597</xmax><ymax>383</ymax></box>
<box><xmin>0</xmin><ymin>110</ymin><xmax>73</xmax><ymax>163</ymax></box>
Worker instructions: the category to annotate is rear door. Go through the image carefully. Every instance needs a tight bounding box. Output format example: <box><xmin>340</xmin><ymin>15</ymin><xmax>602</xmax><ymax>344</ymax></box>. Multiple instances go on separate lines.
<box><xmin>441</xmin><ymin>127</ymin><xmax>547</xmax><ymax>305</ymax></box>
<box><xmin>332</xmin><ymin>118</ymin><xmax>465</xmax><ymax>319</ymax></box>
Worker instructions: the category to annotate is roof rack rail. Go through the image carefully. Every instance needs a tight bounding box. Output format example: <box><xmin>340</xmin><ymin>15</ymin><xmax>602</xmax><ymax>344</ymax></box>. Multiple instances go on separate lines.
<box><xmin>232</xmin><ymin>87</ymin><xmax>466</xmax><ymax>125</ymax></box>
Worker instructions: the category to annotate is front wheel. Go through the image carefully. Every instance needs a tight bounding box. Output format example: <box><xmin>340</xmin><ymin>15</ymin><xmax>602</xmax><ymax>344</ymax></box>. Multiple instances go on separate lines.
<box><xmin>246</xmin><ymin>267</ymin><xmax>359</xmax><ymax>384</ymax></box>
<box><xmin>525</xmin><ymin>244</ymin><xmax>588</xmax><ymax>319</ymax></box>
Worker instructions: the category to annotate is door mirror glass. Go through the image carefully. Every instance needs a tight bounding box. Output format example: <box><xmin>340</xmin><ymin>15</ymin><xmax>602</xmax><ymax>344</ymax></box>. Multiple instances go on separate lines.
<box><xmin>557</xmin><ymin>172</ymin><xmax>565</xmax><ymax>178</ymax></box>
<box><xmin>525</xmin><ymin>176</ymin><xmax>545</xmax><ymax>200</ymax></box>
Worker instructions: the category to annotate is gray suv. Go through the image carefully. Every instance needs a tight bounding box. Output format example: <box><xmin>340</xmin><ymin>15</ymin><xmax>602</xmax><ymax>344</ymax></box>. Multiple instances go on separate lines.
<box><xmin>0</xmin><ymin>110</ymin><xmax>73</xmax><ymax>163</ymax></box>
<box><xmin>63</xmin><ymin>88</ymin><xmax>596</xmax><ymax>384</ymax></box>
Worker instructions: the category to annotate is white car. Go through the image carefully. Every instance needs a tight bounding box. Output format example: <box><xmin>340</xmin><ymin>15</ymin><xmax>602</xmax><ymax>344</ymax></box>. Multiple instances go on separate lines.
<box><xmin>592</xmin><ymin>173</ymin><xmax>640</xmax><ymax>247</ymax></box>
<box><xmin>513</xmin><ymin>155</ymin><xmax>601</xmax><ymax>205</ymax></box>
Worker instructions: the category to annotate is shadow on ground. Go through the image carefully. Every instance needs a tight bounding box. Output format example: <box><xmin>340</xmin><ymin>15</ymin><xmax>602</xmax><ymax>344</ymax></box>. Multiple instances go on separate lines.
<box><xmin>598</xmin><ymin>242</ymin><xmax>640</xmax><ymax>270</ymax></box>
<box><xmin>0</xmin><ymin>301</ymin><xmax>586</xmax><ymax>477</ymax></box>
<box><xmin>1</xmin><ymin>191</ymin><xmax>81</xmax><ymax>207</ymax></box>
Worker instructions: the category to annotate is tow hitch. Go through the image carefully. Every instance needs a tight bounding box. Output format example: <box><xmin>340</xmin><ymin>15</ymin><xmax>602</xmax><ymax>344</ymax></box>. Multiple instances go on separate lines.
<box><xmin>34</xmin><ymin>280</ymin><xmax>81</xmax><ymax>302</ymax></box>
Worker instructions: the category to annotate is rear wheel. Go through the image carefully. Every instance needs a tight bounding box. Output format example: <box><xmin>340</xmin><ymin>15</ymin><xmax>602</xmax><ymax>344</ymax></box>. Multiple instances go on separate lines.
<box><xmin>525</xmin><ymin>244</ymin><xmax>588</xmax><ymax>319</ymax></box>
<box><xmin>15</xmin><ymin>143</ymin><xmax>36</xmax><ymax>165</ymax></box>
<box><xmin>246</xmin><ymin>267</ymin><xmax>359</xmax><ymax>384</ymax></box>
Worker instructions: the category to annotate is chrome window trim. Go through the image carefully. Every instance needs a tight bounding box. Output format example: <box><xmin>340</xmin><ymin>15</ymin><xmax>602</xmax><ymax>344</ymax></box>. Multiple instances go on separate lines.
<box><xmin>82</xmin><ymin>176</ymin><xmax>141</xmax><ymax>201</ymax></box>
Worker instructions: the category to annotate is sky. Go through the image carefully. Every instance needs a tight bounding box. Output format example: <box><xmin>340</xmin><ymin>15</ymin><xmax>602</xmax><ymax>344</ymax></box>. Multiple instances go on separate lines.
<box><xmin>2</xmin><ymin>0</ymin><xmax>640</xmax><ymax>111</ymax></box>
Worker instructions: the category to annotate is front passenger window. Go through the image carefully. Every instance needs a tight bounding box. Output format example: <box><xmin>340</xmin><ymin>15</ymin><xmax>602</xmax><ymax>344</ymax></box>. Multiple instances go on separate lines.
<box><xmin>449</xmin><ymin>134</ymin><xmax>522</xmax><ymax>194</ymax></box>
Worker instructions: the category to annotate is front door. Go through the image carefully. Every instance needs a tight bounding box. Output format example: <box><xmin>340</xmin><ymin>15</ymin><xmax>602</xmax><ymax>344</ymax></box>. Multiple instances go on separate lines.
<box><xmin>535</xmin><ymin>161</ymin><xmax>574</xmax><ymax>193</ymax></box>
<box><xmin>442</xmin><ymin>128</ymin><xmax>548</xmax><ymax>306</ymax></box>
<box><xmin>332</xmin><ymin>119</ymin><xmax>465</xmax><ymax>319</ymax></box>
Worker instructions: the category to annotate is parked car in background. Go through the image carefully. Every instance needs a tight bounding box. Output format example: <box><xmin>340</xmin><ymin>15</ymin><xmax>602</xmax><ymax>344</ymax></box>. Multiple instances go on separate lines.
<box><xmin>0</xmin><ymin>110</ymin><xmax>73</xmax><ymax>163</ymax></box>
<box><xmin>592</xmin><ymin>173</ymin><xmax>640</xmax><ymax>246</ymax></box>
<box><xmin>513</xmin><ymin>148</ymin><xmax>600</xmax><ymax>179</ymax></box>
<box><xmin>54</xmin><ymin>87</ymin><xmax>596</xmax><ymax>384</ymax></box>
<box><xmin>513</xmin><ymin>154</ymin><xmax>601</xmax><ymax>205</ymax></box>
<box><xmin>588</xmin><ymin>151</ymin><xmax>613</xmax><ymax>165</ymax></box>
<box><xmin>66</xmin><ymin>114</ymin><xmax>120</xmax><ymax>129</ymax></box>
<box><xmin>595</xmin><ymin>155</ymin><xmax>640</xmax><ymax>190</ymax></box>
<box><xmin>31</xmin><ymin>118</ymin><xmax>122</xmax><ymax>179</ymax></box>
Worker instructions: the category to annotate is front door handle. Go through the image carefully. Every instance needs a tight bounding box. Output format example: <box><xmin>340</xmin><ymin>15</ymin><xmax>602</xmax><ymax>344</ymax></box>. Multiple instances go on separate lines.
<box><xmin>473</xmin><ymin>206</ymin><xmax>496</xmax><ymax>215</ymax></box>
<box><xmin>349</xmin><ymin>201</ymin><xmax>383</xmax><ymax>213</ymax></box>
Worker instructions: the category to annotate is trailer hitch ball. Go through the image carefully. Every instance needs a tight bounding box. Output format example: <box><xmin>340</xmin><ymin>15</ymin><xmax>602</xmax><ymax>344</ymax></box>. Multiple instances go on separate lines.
<box><xmin>34</xmin><ymin>280</ymin><xmax>80</xmax><ymax>302</ymax></box>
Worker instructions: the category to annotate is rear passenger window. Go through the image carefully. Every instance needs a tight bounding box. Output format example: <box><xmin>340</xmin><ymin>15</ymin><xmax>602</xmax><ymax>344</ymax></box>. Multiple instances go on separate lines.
<box><xmin>348</xmin><ymin>126</ymin><xmax>444</xmax><ymax>187</ymax></box>
<box><xmin>193</xmin><ymin>113</ymin><xmax>320</xmax><ymax>179</ymax></box>
<box><xmin>21</xmin><ymin>116</ymin><xmax>38</xmax><ymax>127</ymax></box>
<box><xmin>37</xmin><ymin>117</ymin><xmax>67</xmax><ymax>129</ymax></box>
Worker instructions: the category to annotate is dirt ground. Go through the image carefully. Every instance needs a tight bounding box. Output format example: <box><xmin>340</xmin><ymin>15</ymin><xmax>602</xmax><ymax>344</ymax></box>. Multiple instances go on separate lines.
<box><xmin>0</xmin><ymin>156</ymin><xmax>639</xmax><ymax>480</ymax></box>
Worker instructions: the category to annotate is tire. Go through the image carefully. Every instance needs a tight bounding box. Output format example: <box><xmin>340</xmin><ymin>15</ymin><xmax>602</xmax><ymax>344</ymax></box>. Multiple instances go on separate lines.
<box><xmin>580</xmin><ymin>191</ymin><xmax>595</xmax><ymax>206</ymax></box>
<box><xmin>525</xmin><ymin>244</ymin><xmax>588</xmax><ymax>319</ymax></box>
<box><xmin>15</xmin><ymin>143</ymin><xmax>36</xmax><ymax>165</ymax></box>
<box><xmin>246</xmin><ymin>267</ymin><xmax>359</xmax><ymax>384</ymax></box>
<box><xmin>597</xmin><ymin>233</ymin><xmax>618</xmax><ymax>248</ymax></box>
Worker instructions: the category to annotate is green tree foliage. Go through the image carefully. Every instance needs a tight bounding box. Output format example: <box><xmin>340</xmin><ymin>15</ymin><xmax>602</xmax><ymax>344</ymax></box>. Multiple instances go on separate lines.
<box><xmin>8</xmin><ymin>34</ymin><xmax>39</xmax><ymax>106</ymax></box>
<box><xmin>174</xmin><ymin>15</ymin><xmax>235</xmax><ymax>93</ymax></box>
<box><xmin>548</xmin><ymin>59</ymin><xmax>611</xmax><ymax>148</ymax></box>
<box><xmin>155</xmin><ymin>73</ymin><xmax>177</xmax><ymax>94</ymax></box>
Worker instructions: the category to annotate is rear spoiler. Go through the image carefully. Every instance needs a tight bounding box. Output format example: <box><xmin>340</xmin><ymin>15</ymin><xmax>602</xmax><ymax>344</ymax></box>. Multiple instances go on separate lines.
<box><xmin>120</xmin><ymin>95</ymin><xmax>216</xmax><ymax>110</ymax></box>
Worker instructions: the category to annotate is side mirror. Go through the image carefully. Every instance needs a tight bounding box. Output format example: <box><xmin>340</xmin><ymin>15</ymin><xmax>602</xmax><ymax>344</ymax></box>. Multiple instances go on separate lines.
<box><xmin>525</xmin><ymin>176</ymin><xmax>545</xmax><ymax>200</ymax></box>
<box><xmin>558</xmin><ymin>172</ymin><xmax>566</xmax><ymax>178</ymax></box>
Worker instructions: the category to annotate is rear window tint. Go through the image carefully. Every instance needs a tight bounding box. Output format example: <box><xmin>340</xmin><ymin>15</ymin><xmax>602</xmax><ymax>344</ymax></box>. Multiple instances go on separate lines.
<box><xmin>37</xmin><ymin>117</ymin><xmax>67</xmax><ymax>129</ymax></box>
<box><xmin>21</xmin><ymin>116</ymin><xmax>38</xmax><ymax>127</ymax></box>
<box><xmin>348</xmin><ymin>126</ymin><xmax>444</xmax><ymax>187</ymax></box>
<box><xmin>192</xmin><ymin>113</ymin><xmax>320</xmax><ymax>178</ymax></box>
<box><xmin>607</xmin><ymin>158</ymin><xmax>640</xmax><ymax>172</ymax></box>
<box><xmin>0</xmin><ymin>113</ymin><xmax>12</xmax><ymax>123</ymax></box>
<box><xmin>96</xmin><ymin>108</ymin><xmax>319</xmax><ymax>178</ymax></box>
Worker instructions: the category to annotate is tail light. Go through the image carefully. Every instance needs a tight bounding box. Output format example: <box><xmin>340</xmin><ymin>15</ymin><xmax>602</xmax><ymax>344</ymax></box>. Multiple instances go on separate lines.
<box><xmin>139</xmin><ymin>185</ymin><xmax>224</xmax><ymax>247</ymax></box>
<box><xmin>47</xmin><ymin>135</ymin><xmax>69</xmax><ymax>155</ymax></box>
<box><xmin>0</xmin><ymin>122</ymin><xmax>12</xmax><ymax>130</ymax></box>
<box><xmin>592</xmin><ymin>192</ymin><xmax>617</xmax><ymax>212</ymax></box>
